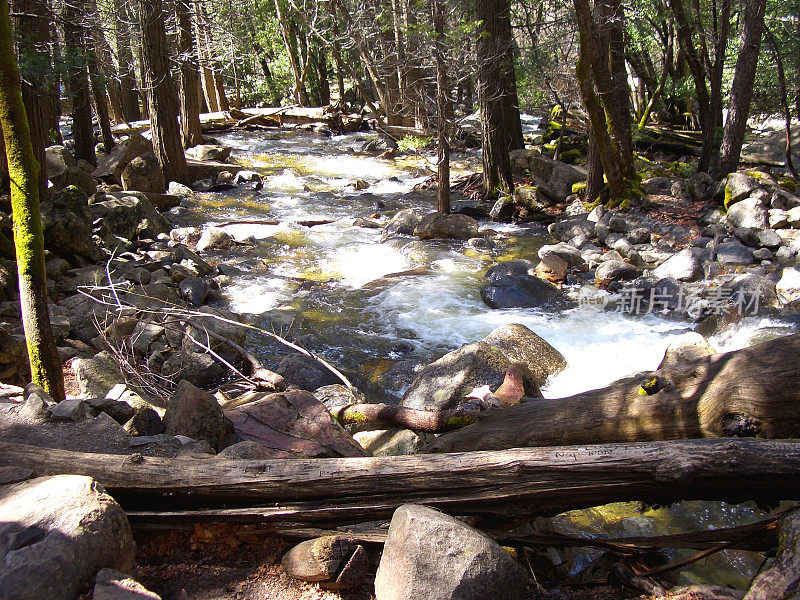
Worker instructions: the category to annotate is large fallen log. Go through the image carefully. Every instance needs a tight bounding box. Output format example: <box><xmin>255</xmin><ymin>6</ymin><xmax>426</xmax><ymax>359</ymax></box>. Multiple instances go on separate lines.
<box><xmin>424</xmin><ymin>334</ymin><xmax>800</xmax><ymax>453</ymax></box>
<box><xmin>1</xmin><ymin>438</ymin><xmax>799</xmax><ymax>525</ymax></box>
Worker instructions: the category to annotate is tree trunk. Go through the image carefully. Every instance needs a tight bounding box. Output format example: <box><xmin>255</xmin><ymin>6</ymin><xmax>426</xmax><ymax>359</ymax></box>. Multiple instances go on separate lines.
<box><xmin>138</xmin><ymin>0</ymin><xmax>189</xmax><ymax>184</ymax></box>
<box><xmin>194</xmin><ymin>1</ymin><xmax>219</xmax><ymax>113</ymax></box>
<box><xmin>114</xmin><ymin>0</ymin><xmax>141</xmax><ymax>122</ymax></box>
<box><xmin>62</xmin><ymin>0</ymin><xmax>96</xmax><ymax>165</ymax></box>
<box><xmin>2</xmin><ymin>438</ymin><xmax>799</xmax><ymax>525</ymax></box>
<box><xmin>89</xmin><ymin>71</ymin><xmax>114</xmax><ymax>152</ymax></box>
<box><xmin>476</xmin><ymin>0</ymin><xmax>515</xmax><ymax>199</ymax></box>
<box><xmin>714</xmin><ymin>0</ymin><xmax>768</xmax><ymax>178</ymax></box>
<box><xmin>432</xmin><ymin>0</ymin><xmax>450</xmax><ymax>214</ymax></box>
<box><xmin>274</xmin><ymin>0</ymin><xmax>309</xmax><ymax>106</ymax></box>
<box><xmin>0</xmin><ymin>0</ymin><xmax>64</xmax><ymax>400</ymax></box>
<box><xmin>744</xmin><ymin>510</ymin><xmax>800</xmax><ymax>600</ymax></box>
<box><xmin>766</xmin><ymin>30</ymin><xmax>798</xmax><ymax>179</ymax></box>
<box><xmin>426</xmin><ymin>334</ymin><xmax>800</xmax><ymax>453</ymax></box>
<box><xmin>175</xmin><ymin>0</ymin><xmax>202</xmax><ymax>148</ymax></box>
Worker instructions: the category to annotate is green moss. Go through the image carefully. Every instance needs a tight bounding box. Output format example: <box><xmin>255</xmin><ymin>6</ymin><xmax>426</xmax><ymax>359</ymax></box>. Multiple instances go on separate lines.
<box><xmin>745</xmin><ymin>169</ymin><xmax>765</xmax><ymax>181</ymax></box>
<box><xmin>779</xmin><ymin>177</ymin><xmax>797</xmax><ymax>193</ymax></box>
<box><xmin>397</xmin><ymin>135</ymin><xmax>434</xmax><ymax>153</ymax></box>
<box><xmin>346</xmin><ymin>410</ymin><xmax>368</xmax><ymax>424</ymax></box>
<box><xmin>560</xmin><ymin>149</ymin><xmax>582</xmax><ymax>164</ymax></box>
<box><xmin>667</xmin><ymin>162</ymin><xmax>695</xmax><ymax>178</ymax></box>
<box><xmin>446</xmin><ymin>415</ymin><xmax>477</xmax><ymax>428</ymax></box>
<box><xmin>723</xmin><ymin>185</ymin><xmax>734</xmax><ymax>210</ymax></box>
<box><xmin>550</xmin><ymin>105</ymin><xmax>564</xmax><ymax>121</ymax></box>
<box><xmin>572</xmin><ymin>181</ymin><xmax>588</xmax><ymax>195</ymax></box>
<box><xmin>271</xmin><ymin>230</ymin><xmax>309</xmax><ymax>248</ymax></box>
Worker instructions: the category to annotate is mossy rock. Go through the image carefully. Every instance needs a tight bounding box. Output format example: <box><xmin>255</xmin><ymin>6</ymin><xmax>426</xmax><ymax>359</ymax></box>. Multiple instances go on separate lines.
<box><xmin>560</xmin><ymin>149</ymin><xmax>582</xmax><ymax>164</ymax></box>
<box><xmin>779</xmin><ymin>177</ymin><xmax>797</xmax><ymax>194</ymax></box>
<box><xmin>572</xmin><ymin>181</ymin><xmax>587</xmax><ymax>195</ymax></box>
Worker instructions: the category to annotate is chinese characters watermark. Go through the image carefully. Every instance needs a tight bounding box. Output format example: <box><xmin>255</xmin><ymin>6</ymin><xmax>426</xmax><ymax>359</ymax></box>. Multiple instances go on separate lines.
<box><xmin>578</xmin><ymin>286</ymin><xmax>762</xmax><ymax>317</ymax></box>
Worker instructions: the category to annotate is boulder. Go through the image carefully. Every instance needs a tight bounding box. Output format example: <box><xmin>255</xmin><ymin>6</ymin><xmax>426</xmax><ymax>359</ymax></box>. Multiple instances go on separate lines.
<box><xmin>216</xmin><ymin>440</ymin><xmax>275</xmax><ymax>460</ymax></box>
<box><xmin>373</xmin><ymin>504</ymin><xmax>527</xmax><ymax>600</ymax></box>
<box><xmin>715</xmin><ymin>241</ymin><xmax>755</xmax><ymax>265</ymax></box>
<box><xmin>185</xmin><ymin>144</ymin><xmax>233</xmax><ymax>162</ymax></box>
<box><xmin>480</xmin><ymin>259</ymin><xmax>568</xmax><ymax>309</ymax></box>
<box><xmin>489</xmin><ymin>196</ymin><xmax>515</xmax><ymax>222</ymax></box>
<box><xmin>535</xmin><ymin>253</ymin><xmax>568</xmax><ymax>283</ymax></box>
<box><xmin>384</xmin><ymin>209</ymin><xmax>422</xmax><ymax>237</ymax></box>
<box><xmin>40</xmin><ymin>186</ymin><xmax>97</xmax><ymax>257</ymax></box>
<box><xmin>90</xmin><ymin>195</ymin><xmax>171</xmax><ymax>240</ymax></box>
<box><xmin>652</xmin><ymin>248</ymin><xmax>704</xmax><ymax>282</ymax></box>
<box><xmin>73</xmin><ymin>352</ymin><xmax>124</xmax><ymax>398</ymax></box>
<box><xmin>0</xmin><ymin>475</ymin><xmax>136</xmax><ymax>600</ymax></box>
<box><xmin>162</xmin><ymin>380</ymin><xmax>235</xmax><ymax>451</ymax></box>
<box><xmin>595</xmin><ymin>260</ymin><xmax>638</xmax><ymax>286</ymax></box>
<box><xmin>281</xmin><ymin>536</ymin><xmax>368</xmax><ymax>591</ymax></box>
<box><xmin>548</xmin><ymin>216</ymin><xmax>594</xmax><ymax>242</ymax></box>
<box><xmin>275</xmin><ymin>353</ymin><xmax>339</xmax><ymax>392</ymax></box>
<box><xmin>658</xmin><ymin>332</ymin><xmax>716</xmax><ymax>369</ymax></box>
<box><xmin>513</xmin><ymin>186</ymin><xmax>555</xmax><ymax>210</ymax></box>
<box><xmin>120</xmin><ymin>152</ymin><xmax>166</xmax><ymax>194</ymax></box>
<box><xmin>726</xmin><ymin>198</ymin><xmax>768</xmax><ymax>229</ymax></box>
<box><xmin>92</xmin><ymin>569</ymin><xmax>161</xmax><ymax>600</ymax></box>
<box><xmin>414</xmin><ymin>213</ymin><xmax>479</xmax><ymax>241</ymax></box>
<box><xmin>727</xmin><ymin>273</ymin><xmax>777</xmax><ymax>310</ymax></box>
<box><xmin>401</xmin><ymin>341</ymin><xmax>512</xmax><ymax>411</ymax></box>
<box><xmin>539</xmin><ymin>242</ymin><xmax>584</xmax><ymax>267</ymax></box>
<box><xmin>724</xmin><ymin>172</ymin><xmax>760</xmax><ymax>207</ymax></box>
<box><xmin>49</xmin><ymin>398</ymin><xmax>93</xmax><ymax>421</ymax></box>
<box><xmin>777</xmin><ymin>267</ymin><xmax>800</xmax><ymax>305</ymax></box>
<box><xmin>226</xmin><ymin>389</ymin><xmax>366</xmax><ymax>458</ymax></box>
<box><xmin>93</xmin><ymin>132</ymin><xmax>153</xmax><ymax>183</ymax></box>
<box><xmin>45</xmin><ymin>145</ymin><xmax>97</xmax><ymax>195</ymax></box>
<box><xmin>482</xmin><ymin>323</ymin><xmax>566</xmax><ymax>387</ymax></box>
<box><xmin>160</xmin><ymin>351</ymin><xmax>228</xmax><ymax>389</ymax></box>
<box><xmin>195</xmin><ymin>226</ymin><xmax>235</xmax><ymax>252</ymax></box>
<box><xmin>178</xmin><ymin>276</ymin><xmax>209</xmax><ymax>307</ymax></box>
<box><xmin>353</xmin><ymin>429</ymin><xmax>426</xmax><ymax>456</ymax></box>
<box><xmin>124</xmin><ymin>407</ymin><xmax>164</xmax><ymax>437</ymax></box>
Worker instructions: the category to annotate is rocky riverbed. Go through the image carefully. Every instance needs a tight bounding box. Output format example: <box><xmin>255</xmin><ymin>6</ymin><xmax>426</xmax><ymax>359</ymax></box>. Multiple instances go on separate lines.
<box><xmin>1</xmin><ymin>118</ymin><xmax>800</xmax><ymax>599</ymax></box>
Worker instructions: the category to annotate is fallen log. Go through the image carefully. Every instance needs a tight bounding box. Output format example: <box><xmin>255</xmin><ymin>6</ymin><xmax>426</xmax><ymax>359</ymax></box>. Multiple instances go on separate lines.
<box><xmin>1</xmin><ymin>438</ymin><xmax>799</xmax><ymax>525</ymax></box>
<box><xmin>329</xmin><ymin>403</ymin><xmax>483</xmax><ymax>432</ymax></box>
<box><xmin>744</xmin><ymin>509</ymin><xmax>800</xmax><ymax>600</ymax></box>
<box><xmin>425</xmin><ymin>334</ymin><xmax>800</xmax><ymax>453</ymax></box>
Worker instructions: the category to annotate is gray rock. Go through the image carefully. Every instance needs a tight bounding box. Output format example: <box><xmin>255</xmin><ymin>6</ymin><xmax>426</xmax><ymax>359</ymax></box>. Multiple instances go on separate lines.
<box><xmin>93</xmin><ymin>568</ymin><xmax>161</xmax><ymax>600</ymax></box>
<box><xmin>45</xmin><ymin>145</ymin><xmax>97</xmax><ymax>196</ymax></box>
<box><xmin>185</xmin><ymin>144</ymin><xmax>232</xmax><ymax>162</ymax></box>
<box><xmin>384</xmin><ymin>209</ymin><xmax>423</xmax><ymax>237</ymax></box>
<box><xmin>482</xmin><ymin>323</ymin><xmax>566</xmax><ymax>387</ymax></box>
<box><xmin>90</xmin><ymin>194</ymin><xmax>171</xmax><ymax>241</ymax></box>
<box><xmin>216</xmin><ymin>440</ymin><xmax>275</xmax><ymax>460</ymax></box>
<box><xmin>131</xmin><ymin>322</ymin><xmax>165</xmax><ymax>355</ymax></box>
<box><xmin>626</xmin><ymin>227</ymin><xmax>651</xmax><ymax>245</ymax></box>
<box><xmin>49</xmin><ymin>398</ymin><xmax>93</xmax><ymax>421</ymax></box>
<box><xmin>120</xmin><ymin>152</ymin><xmax>165</xmax><ymax>194</ymax></box>
<box><xmin>658</xmin><ymin>332</ymin><xmax>716</xmax><ymax>369</ymax></box>
<box><xmin>93</xmin><ymin>132</ymin><xmax>153</xmax><ymax>183</ymax></box>
<box><xmin>0</xmin><ymin>475</ymin><xmax>136</xmax><ymax>600</ymax></box>
<box><xmin>414</xmin><ymin>213</ymin><xmax>479</xmax><ymax>241</ymax></box>
<box><xmin>275</xmin><ymin>353</ymin><xmax>339</xmax><ymax>392</ymax></box>
<box><xmin>313</xmin><ymin>384</ymin><xmax>360</xmax><ymax>409</ymax></box>
<box><xmin>162</xmin><ymin>380</ymin><xmax>235</xmax><ymax>451</ymax></box>
<box><xmin>726</xmin><ymin>197</ymin><xmax>767</xmax><ymax>229</ymax></box>
<box><xmin>161</xmin><ymin>351</ymin><xmax>228</xmax><ymax>389</ymax></box>
<box><xmin>725</xmin><ymin>172</ymin><xmax>760</xmax><ymax>206</ymax></box>
<box><xmin>538</xmin><ymin>242</ymin><xmax>584</xmax><ymax>266</ymax></box>
<box><xmin>769</xmin><ymin>209</ymin><xmax>789</xmax><ymax>229</ymax></box>
<box><xmin>513</xmin><ymin>186</ymin><xmax>555</xmax><ymax>210</ymax></box>
<box><xmin>489</xmin><ymin>196</ymin><xmax>515</xmax><ymax>222</ymax></box>
<box><xmin>85</xmin><ymin>396</ymin><xmax>136</xmax><ymax>424</ymax></box>
<box><xmin>124</xmin><ymin>407</ymin><xmax>164</xmax><ymax>437</ymax></box>
<box><xmin>19</xmin><ymin>392</ymin><xmax>51</xmax><ymax>422</ymax></box>
<box><xmin>776</xmin><ymin>245</ymin><xmax>797</xmax><ymax>265</ymax></box>
<box><xmin>178</xmin><ymin>276</ymin><xmax>209</xmax><ymax>307</ymax></box>
<box><xmin>548</xmin><ymin>216</ymin><xmax>593</xmax><ymax>242</ymax></box>
<box><xmin>652</xmin><ymin>248</ymin><xmax>704</xmax><ymax>282</ymax></box>
<box><xmin>374</xmin><ymin>504</ymin><xmax>527</xmax><ymax>600</ymax></box>
<box><xmin>41</xmin><ymin>186</ymin><xmax>97</xmax><ymax>257</ymax></box>
<box><xmin>643</xmin><ymin>176</ymin><xmax>672</xmax><ymax>195</ymax></box>
<box><xmin>727</xmin><ymin>273</ymin><xmax>777</xmax><ymax>310</ymax></box>
<box><xmin>786</xmin><ymin>205</ymin><xmax>800</xmax><ymax>227</ymax></box>
<box><xmin>167</xmin><ymin>181</ymin><xmax>195</xmax><ymax>198</ymax></box>
<box><xmin>715</xmin><ymin>241</ymin><xmax>755</xmax><ymax>265</ymax></box>
<box><xmin>195</xmin><ymin>227</ymin><xmax>235</xmax><ymax>252</ymax></box>
<box><xmin>753</xmin><ymin>247</ymin><xmax>773</xmax><ymax>261</ymax></box>
<box><xmin>481</xmin><ymin>259</ymin><xmax>568</xmax><ymax>309</ymax></box>
<box><xmin>353</xmin><ymin>429</ymin><xmax>426</xmax><ymax>456</ymax></box>
<box><xmin>777</xmin><ymin>267</ymin><xmax>800</xmax><ymax>304</ymax></box>
<box><xmin>400</xmin><ymin>341</ymin><xmax>511</xmax><ymax>411</ymax></box>
<box><xmin>73</xmin><ymin>352</ymin><xmax>124</xmax><ymax>398</ymax></box>
<box><xmin>595</xmin><ymin>260</ymin><xmax>638</xmax><ymax>285</ymax></box>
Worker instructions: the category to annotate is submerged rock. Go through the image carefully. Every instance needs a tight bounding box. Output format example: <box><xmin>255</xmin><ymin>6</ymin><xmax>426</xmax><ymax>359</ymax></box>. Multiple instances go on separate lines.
<box><xmin>374</xmin><ymin>504</ymin><xmax>527</xmax><ymax>600</ymax></box>
<box><xmin>480</xmin><ymin>259</ymin><xmax>568</xmax><ymax>309</ymax></box>
<box><xmin>414</xmin><ymin>213</ymin><xmax>479</xmax><ymax>240</ymax></box>
<box><xmin>482</xmin><ymin>323</ymin><xmax>566</xmax><ymax>387</ymax></box>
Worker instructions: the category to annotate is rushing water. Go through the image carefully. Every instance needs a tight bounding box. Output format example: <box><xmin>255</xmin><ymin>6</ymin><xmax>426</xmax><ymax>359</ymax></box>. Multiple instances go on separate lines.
<box><xmin>180</xmin><ymin>128</ymin><xmax>794</xmax><ymax>399</ymax></box>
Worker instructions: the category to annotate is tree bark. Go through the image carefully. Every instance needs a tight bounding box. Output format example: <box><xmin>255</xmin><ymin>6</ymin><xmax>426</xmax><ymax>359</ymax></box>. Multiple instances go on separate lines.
<box><xmin>425</xmin><ymin>334</ymin><xmax>800</xmax><ymax>453</ymax></box>
<box><xmin>744</xmin><ymin>509</ymin><xmax>800</xmax><ymax>600</ymax></box>
<box><xmin>176</xmin><ymin>0</ymin><xmax>202</xmax><ymax>148</ymax></box>
<box><xmin>114</xmin><ymin>0</ymin><xmax>141</xmax><ymax>122</ymax></box>
<box><xmin>766</xmin><ymin>29</ymin><xmax>798</xmax><ymax>179</ymax></box>
<box><xmin>0</xmin><ymin>0</ymin><xmax>64</xmax><ymax>400</ymax></box>
<box><xmin>2</xmin><ymin>438</ymin><xmax>799</xmax><ymax>525</ymax></box>
<box><xmin>432</xmin><ymin>0</ymin><xmax>450</xmax><ymax>214</ymax></box>
<box><xmin>476</xmin><ymin>0</ymin><xmax>515</xmax><ymax>198</ymax></box>
<box><xmin>714</xmin><ymin>0</ymin><xmax>768</xmax><ymax>178</ymax></box>
<box><xmin>138</xmin><ymin>0</ymin><xmax>189</xmax><ymax>185</ymax></box>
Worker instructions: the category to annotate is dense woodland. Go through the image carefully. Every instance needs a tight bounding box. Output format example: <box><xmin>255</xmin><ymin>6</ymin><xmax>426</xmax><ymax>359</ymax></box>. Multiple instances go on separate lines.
<box><xmin>2</xmin><ymin>0</ymin><xmax>800</xmax><ymax>599</ymax></box>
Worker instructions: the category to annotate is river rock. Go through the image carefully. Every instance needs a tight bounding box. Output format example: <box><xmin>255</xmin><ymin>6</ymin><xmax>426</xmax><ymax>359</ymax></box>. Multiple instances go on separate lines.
<box><xmin>482</xmin><ymin>323</ymin><xmax>566</xmax><ymax>387</ymax></box>
<box><xmin>726</xmin><ymin>197</ymin><xmax>767</xmax><ymax>229</ymax></box>
<box><xmin>776</xmin><ymin>267</ymin><xmax>800</xmax><ymax>305</ymax></box>
<box><xmin>186</xmin><ymin>144</ymin><xmax>233</xmax><ymax>162</ymax></box>
<box><xmin>481</xmin><ymin>259</ymin><xmax>567</xmax><ymax>309</ymax></box>
<box><xmin>161</xmin><ymin>351</ymin><xmax>228</xmax><ymax>389</ymax></box>
<box><xmin>282</xmin><ymin>536</ymin><xmax>368</xmax><ymax>591</ymax></box>
<box><xmin>215</xmin><ymin>439</ymin><xmax>275</xmax><ymax>460</ymax></box>
<box><xmin>400</xmin><ymin>341</ymin><xmax>511</xmax><ymax>411</ymax></box>
<box><xmin>374</xmin><ymin>504</ymin><xmax>527</xmax><ymax>600</ymax></box>
<box><xmin>354</xmin><ymin>428</ymin><xmax>426</xmax><ymax>456</ymax></box>
<box><xmin>727</xmin><ymin>273</ymin><xmax>777</xmax><ymax>310</ymax></box>
<box><xmin>162</xmin><ymin>379</ymin><xmax>235</xmax><ymax>450</ymax></box>
<box><xmin>715</xmin><ymin>241</ymin><xmax>755</xmax><ymax>265</ymax></box>
<box><xmin>49</xmin><ymin>398</ymin><xmax>93</xmax><ymax>421</ymax></box>
<box><xmin>275</xmin><ymin>353</ymin><xmax>339</xmax><ymax>392</ymax></box>
<box><xmin>93</xmin><ymin>132</ymin><xmax>153</xmax><ymax>183</ymax></box>
<box><xmin>595</xmin><ymin>260</ymin><xmax>638</xmax><ymax>286</ymax></box>
<box><xmin>414</xmin><ymin>213</ymin><xmax>479</xmax><ymax>240</ymax></box>
<box><xmin>535</xmin><ymin>253</ymin><xmax>568</xmax><ymax>283</ymax></box>
<box><xmin>489</xmin><ymin>195</ymin><xmax>515</xmax><ymax>222</ymax></box>
<box><xmin>226</xmin><ymin>389</ymin><xmax>366</xmax><ymax>458</ymax></box>
<box><xmin>0</xmin><ymin>475</ymin><xmax>136</xmax><ymax>600</ymax></box>
<box><xmin>548</xmin><ymin>216</ymin><xmax>594</xmax><ymax>242</ymax></box>
<box><xmin>120</xmin><ymin>152</ymin><xmax>165</xmax><ymax>194</ymax></box>
<box><xmin>725</xmin><ymin>172</ymin><xmax>760</xmax><ymax>206</ymax></box>
<box><xmin>384</xmin><ymin>209</ymin><xmax>422</xmax><ymax>237</ymax></box>
<box><xmin>92</xmin><ymin>569</ymin><xmax>161</xmax><ymax>600</ymax></box>
<box><xmin>658</xmin><ymin>332</ymin><xmax>716</xmax><ymax>369</ymax></box>
<box><xmin>178</xmin><ymin>276</ymin><xmax>209</xmax><ymax>307</ymax></box>
<box><xmin>539</xmin><ymin>242</ymin><xmax>584</xmax><ymax>266</ymax></box>
<box><xmin>195</xmin><ymin>226</ymin><xmax>235</xmax><ymax>251</ymax></box>
<box><xmin>652</xmin><ymin>248</ymin><xmax>704</xmax><ymax>282</ymax></box>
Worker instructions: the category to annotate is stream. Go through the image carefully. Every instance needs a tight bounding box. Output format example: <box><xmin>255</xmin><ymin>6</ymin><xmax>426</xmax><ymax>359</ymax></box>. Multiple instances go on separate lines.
<box><xmin>178</xmin><ymin>127</ymin><xmax>790</xmax><ymax>400</ymax></box>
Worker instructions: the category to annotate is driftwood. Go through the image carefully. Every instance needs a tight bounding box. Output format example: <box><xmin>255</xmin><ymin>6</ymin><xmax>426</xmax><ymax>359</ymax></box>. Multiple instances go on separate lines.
<box><xmin>425</xmin><ymin>334</ymin><xmax>800</xmax><ymax>453</ymax></box>
<box><xmin>1</xmin><ymin>438</ymin><xmax>799</xmax><ymax>526</ymax></box>
<box><xmin>329</xmin><ymin>403</ymin><xmax>483</xmax><ymax>432</ymax></box>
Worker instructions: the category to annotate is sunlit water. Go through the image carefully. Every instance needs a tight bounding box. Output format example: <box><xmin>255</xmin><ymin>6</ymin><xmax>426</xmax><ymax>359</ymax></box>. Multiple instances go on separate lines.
<box><xmin>182</xmin><ymin>128</ymin><xmax>796</xmax><ymax>399</ymax></box>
